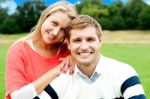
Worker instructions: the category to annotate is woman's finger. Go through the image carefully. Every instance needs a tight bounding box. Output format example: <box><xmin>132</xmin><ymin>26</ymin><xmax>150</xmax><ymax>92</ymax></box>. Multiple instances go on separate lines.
<box><xmin>63</xmin><ymin>57</ymin><xmax>70</xmax><ymax>73</ymax></box>
<box><xmin>68</xmin><ymin>56</ymin><xmax>76</xmax><ymax>75</ymax></box>
<box><xmin>59</xmin><ymin>57</ymin><xmax>65</xmax><ymax>61</ymax></box>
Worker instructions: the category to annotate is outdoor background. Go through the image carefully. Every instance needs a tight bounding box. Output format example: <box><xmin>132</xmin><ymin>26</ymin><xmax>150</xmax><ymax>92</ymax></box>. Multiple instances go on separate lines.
<box><xmin>0</xmin><ymin>0</ymin><xmax>150</xmax><ymax>98</ymax></box>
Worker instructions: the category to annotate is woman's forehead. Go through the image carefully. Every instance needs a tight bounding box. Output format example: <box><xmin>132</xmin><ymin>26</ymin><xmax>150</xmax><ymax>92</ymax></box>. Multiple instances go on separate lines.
<box><xmin>48</xmin><ymin>11</ymin><xmax>72</xmax><ymax>28</ymax></box>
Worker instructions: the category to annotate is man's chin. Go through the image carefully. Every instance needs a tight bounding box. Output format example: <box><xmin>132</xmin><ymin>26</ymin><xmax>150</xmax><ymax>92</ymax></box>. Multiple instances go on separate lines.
<box><xmin>76</xmin><ymin>60</ymin><xmax>92</xmax><ymax>66</ymax></box>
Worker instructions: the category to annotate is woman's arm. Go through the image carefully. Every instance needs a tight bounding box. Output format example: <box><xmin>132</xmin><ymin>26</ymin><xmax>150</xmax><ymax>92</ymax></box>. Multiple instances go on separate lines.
<box><xmin>8</xmin><ymin>58</ymin><xmax>72</xmax><ymax>99</ymax></box>
<box><xmin>33</xmin><ymin>60</ymin><xmax>68</xmax><ymax>94</ymax></box>
<box><xmin>10</xmin><ymin>60</ymin><xmax>68</xmax><ymax>99</ymax></box>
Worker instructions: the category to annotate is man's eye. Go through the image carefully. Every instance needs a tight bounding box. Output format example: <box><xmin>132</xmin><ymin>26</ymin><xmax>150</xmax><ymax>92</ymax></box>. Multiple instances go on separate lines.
<box><xmin>87</xmin><ymin>38</ymin><xmax>95</xmax><ymax>42</ymax></box>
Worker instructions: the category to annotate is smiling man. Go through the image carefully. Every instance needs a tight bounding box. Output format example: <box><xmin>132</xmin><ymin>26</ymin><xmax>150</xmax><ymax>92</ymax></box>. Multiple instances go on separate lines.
<box><xmin>67</xmin><ymin>18</ymin><xmax>102</xmax><ymax>79</ymax></box>
<box><xmin>36</xmin><ymin>15</ymin><xmax>146</xmax><ymax>99</ymax></box>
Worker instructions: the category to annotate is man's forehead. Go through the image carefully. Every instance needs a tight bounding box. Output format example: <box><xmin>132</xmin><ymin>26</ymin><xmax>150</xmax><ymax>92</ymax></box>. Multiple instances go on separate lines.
<box><xmin>70</xmin><ymin>26</ymin><xmax>96</xmax><ymax>35</ymax></box>
<box><xmin>68</xmin><ymin>26</ymin><xmax>102</xmax><ymax>42</ymax></box>
<box><xmin>70</xmin><ymin>26</ymin><xmax>96</xmax><ymax>33</ymax></box>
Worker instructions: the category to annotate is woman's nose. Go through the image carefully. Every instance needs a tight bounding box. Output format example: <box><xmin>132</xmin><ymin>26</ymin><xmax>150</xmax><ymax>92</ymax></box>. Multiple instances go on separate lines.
<box><xmin>52</xmin><ymin>27</ymin><xmax>60</xmax><ymax>36</ymax></box>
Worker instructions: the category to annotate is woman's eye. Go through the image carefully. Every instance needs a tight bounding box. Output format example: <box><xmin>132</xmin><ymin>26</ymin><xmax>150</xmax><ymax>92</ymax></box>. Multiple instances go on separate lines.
<box><xmin>51</xmin><ymin>21</ymin><xmax>57</xmax><ymax>26</ymax></box>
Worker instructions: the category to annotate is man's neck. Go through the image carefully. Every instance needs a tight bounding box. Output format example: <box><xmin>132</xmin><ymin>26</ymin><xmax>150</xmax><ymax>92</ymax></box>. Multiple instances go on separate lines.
<box><xmin>78</xmin><ymin>65</ymin><xmax>96</xmax><ymax>78</ymax></box>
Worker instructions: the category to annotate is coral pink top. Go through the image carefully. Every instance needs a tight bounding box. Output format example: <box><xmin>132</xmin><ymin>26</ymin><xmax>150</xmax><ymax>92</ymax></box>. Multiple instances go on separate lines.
<box><xmin>5</xmin><ymin>41</ymin><xmax>69</xmax><ymax>99</ymax></box>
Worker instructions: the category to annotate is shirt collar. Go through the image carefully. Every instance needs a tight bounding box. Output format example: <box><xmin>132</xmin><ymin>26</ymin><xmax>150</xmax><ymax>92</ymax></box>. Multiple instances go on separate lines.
<box><xmin>74</xmin><ymin>66</ymin><xmax>100</xmax><ymax>83</ymax></box>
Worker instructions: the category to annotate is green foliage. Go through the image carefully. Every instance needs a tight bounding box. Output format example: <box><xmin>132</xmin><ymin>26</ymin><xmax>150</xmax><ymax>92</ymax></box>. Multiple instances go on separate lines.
<box><xmin>0</xmin><ymin>1</ymin><xmax>46</xmax><ymax>34</ymax></box>
<box><xmin>138</xmin><ymin>5</ymin><xmax>150</xmax><ymax>29</ymax></box>
<box><xmin>120</xmin><ymin>0</ymin><xmax>146</xmax><ymax>29</ymax></box>
<box><xmin>99</xmin><ymin>17</ymin><xmax>113</xmax><ymax>30</ymax></box>
<box><xmin>106</xmin><ymin>0</ymin><xmax>126</xmax><ymax>30</ymax></box>
<box><xmin>76</xmin><ymin>0</ymin><xmax>104</xmax><ymax>18</ymax></box>
<box><xmin>0</xmin><ymin>0</ymin><xmax>150</xmax><ymax>34</ymax></box>
<box><xmin>0</xmin><ymin>8</ymin><xmax>8</xmax><ymax>25</ymax></box>
<box><xmin>0</xmin><ymin>17</ymin><xmax>21</xmax><ymax>34</ymax></box>
<box><xmin>76</xmin><ymin>0</ymin><xmax>150</xmax><ymax>30</ymax></box>
<box><xmin>13</xmin><ymin>0</ymin><xmax>46</xmax><ymax>32</ymax></box>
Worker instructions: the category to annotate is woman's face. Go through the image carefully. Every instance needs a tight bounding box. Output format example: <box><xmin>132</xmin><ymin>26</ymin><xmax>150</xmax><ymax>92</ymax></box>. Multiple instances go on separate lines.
<box><xmin>41</xmin><ymin>11</ymin><xmax>72</xmax><ymax>45</ymax></box>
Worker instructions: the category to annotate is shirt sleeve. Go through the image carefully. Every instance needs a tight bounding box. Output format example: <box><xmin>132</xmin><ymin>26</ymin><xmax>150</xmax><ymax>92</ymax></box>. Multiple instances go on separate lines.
<box><xmin>6</xmin><ymin>42</ymin><xmax>31</xmax><ymax>99</ymax></box>
<box><xmin>10</xmin><ymin>83</ymin><xmax>37</xmax><ymax>99</ymax></box>
<box><xmin>118</xmin><ymin>64</ymin><xmax>146</xmax><ymax>98</ymax></box>
<box><xmin>121</xmin><ymin>76</ymin><xmax>146</xmax><ymax>98</ymax></box>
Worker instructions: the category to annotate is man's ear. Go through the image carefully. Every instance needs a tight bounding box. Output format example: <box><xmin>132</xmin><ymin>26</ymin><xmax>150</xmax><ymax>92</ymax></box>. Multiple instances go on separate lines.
<box><xmin>98</xmin><ymin>38</ymin><xmax>103</xmax><ymax>48</ymax></box>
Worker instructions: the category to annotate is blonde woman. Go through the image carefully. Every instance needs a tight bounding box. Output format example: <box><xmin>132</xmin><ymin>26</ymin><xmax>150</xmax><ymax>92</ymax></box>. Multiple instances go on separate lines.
<box><xmin>5</xmin><ymin>1</ymin><xmax>77</xmax><ymax>99</ymax></box>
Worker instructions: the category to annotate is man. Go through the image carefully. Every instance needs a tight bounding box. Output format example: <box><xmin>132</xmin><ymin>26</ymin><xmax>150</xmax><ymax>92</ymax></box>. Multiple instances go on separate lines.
<box><xmin>36</xmin><ymin>15</ymin><xmax>146</xmax><ymax>99</ymax></box>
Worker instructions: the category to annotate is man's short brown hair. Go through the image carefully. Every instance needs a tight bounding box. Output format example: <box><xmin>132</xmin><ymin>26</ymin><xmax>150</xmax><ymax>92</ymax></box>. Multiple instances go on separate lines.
<box><xmin>67</xmin><ymin>15</ymin><xmax>102</xmax><ymax>41</ymax></box>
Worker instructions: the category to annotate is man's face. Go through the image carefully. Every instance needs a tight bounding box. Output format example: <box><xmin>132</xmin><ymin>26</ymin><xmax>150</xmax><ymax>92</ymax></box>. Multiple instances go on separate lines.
<box><xmin>68</xmin><ymin>26</ymin><xmax>101</xmax><ymax>66</ymax></box>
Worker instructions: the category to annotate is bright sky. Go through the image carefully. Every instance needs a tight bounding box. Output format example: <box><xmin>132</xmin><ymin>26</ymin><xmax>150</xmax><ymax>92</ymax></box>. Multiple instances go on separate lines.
<box><xmin>0</xmin><ymin>0</ymin><xmax>17</xmax><ymax>15</ymax></box>
<box><xmin>0</xmin><ymin>0</ymin><xmax>150</xmax><ymax>15</ymax></box>
<box><xmin>144</xmin><ymin>0</ymin><xmax>150</xmax><ymax>4</ymax></box>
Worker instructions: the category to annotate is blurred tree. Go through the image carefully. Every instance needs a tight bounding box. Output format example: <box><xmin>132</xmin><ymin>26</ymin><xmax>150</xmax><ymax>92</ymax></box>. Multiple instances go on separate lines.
<box><xmin>107</xmin><ymin>0</ymin><xmax>126</xmax><ymax>30</ymax></box>
<box><xmin>98</xmin><ymin>17</ymin><xmax>113</xmax><ymax>30</ymax></box>
<box><xmin>120</xmin><ymin>0</ymin><xmax>146</xmax><ymax>29</ymax></box>
<box><xmin>76</xmin><ymin>0</ymin><xmax>110</xmax><ymax>29</ymax></box>
<box><xmin>76</xmin><ymin>0</ymin><xmax>150</xmax><ymax>30</ymax></box>
<box><xmin>1</xmin><ymin>0</ymin><xmax>149</xmax><ymax>33</ymax></box>
<box><xmin>76</xmin><ymin>0</ymin><xmax>104</xmax><ymax>20</ymax></box>
<box><xmin>108</xmin><ymin>0</ymin><xmax>123</xmax><ymax>16</ymax></box>
<box><xmin>138</xmin><ymin>5</ymin><xmax>150</xmax><ymax>29</ymax></box>
<box><xmin>13</xmin><ymin>0</ymin><xmax>46</xmax><ymax>32</ymax></box>
<box><xmin>0</xmin><ymin>8</ymin><xmax>8</xmax><ymax>25</ymax></box>
<box><xmin>0</xmin><ymin>16</ymin><xmax>21</xmax><ymax>34</ymax></box>
<box><xmin>76</xmin><ymin>0</ymin><xmax>103</xmax><ymax>14</ymax></box>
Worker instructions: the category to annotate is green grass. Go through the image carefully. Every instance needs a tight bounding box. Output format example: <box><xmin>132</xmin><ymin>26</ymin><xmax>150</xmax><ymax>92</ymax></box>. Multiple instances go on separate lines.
<box><xmin>0</xmin><ymin>32</ymin><xmax>150</xmax><ymax>98</ymax></box>
<box><xmin>0</xmin><ymin>33</ymin><xmax>27</xmax><ymax>39</ymax></box>
<box><xmin>0</xmin><ymin>43</ymin><xmax>11</xmax><ymax>99</ymax></box>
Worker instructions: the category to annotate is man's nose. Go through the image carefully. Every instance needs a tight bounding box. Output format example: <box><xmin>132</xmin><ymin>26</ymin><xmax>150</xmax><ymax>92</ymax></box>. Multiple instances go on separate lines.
<box><xmin>80</xmin><ymin>41</ymin><xmax>89</xmax><ymax>50</ymax></box>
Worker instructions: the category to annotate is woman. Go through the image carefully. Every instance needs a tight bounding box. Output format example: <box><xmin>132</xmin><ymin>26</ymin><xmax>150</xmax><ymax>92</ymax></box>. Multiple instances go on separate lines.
<box><xmin>5</xmin><ymin>1</ymin><xmax>77</xmax><ymax>99</ymax></box>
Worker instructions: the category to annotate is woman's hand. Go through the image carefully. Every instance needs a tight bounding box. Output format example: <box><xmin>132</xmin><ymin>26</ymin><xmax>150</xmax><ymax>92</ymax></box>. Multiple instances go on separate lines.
<box><xmin>59</xmin><ymin>55</ymin><xmax>76</xmax><ymax>75</ymax></box>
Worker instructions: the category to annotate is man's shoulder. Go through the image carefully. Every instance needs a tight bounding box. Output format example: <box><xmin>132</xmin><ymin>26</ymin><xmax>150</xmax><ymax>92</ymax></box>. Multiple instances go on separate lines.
<box><xmin>100</xmin><ymin>55</ymin><xmax>137</xmax><ymax>75</ymax></box>
<box><xmin>101</xmin><ymin>55</ymin><xmax>132</xmax><ymax>68</ymax></box>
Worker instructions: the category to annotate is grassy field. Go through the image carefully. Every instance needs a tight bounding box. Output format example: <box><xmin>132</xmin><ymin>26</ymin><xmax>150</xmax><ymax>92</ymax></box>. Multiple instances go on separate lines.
<box><xmin>0</xmin><ymin>31</ymin><xmax>150</xmax><ymax>98</ymax></box>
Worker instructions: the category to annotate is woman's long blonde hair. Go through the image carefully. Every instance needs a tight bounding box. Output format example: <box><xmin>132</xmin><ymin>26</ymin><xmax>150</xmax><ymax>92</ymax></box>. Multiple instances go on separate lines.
<box><xmin>25</xmin><ymin>1</ymin><xmax>77</xmax><ymax>41</ymax></box>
